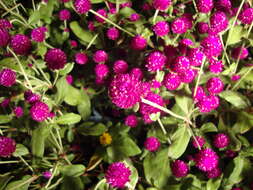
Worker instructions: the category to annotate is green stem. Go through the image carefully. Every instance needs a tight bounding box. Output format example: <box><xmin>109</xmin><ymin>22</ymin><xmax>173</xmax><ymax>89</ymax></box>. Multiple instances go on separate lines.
<box><xmin>193</xmin><ymin>57</ymin><xmax>206</xmax><ymax>97</ymax></box>
<box><xmin>86</xmin><ymin>33</ymin><xmax>98</xmax><ymax>50</ymax></box>
<box><xmin>50</xmin><ymin>129</ymin><xmax>63</xmax><ymax>153</ymax></box>
<box><xmin>157</xmin><ymin>117</ymin><xmax>171</xmax><ymax>144</ymax></box>
<box><xmin>219</xmin><ymin>34</ymin><xmax>230</xmax><ymax>65</ymax></box>
<box><xmin>8</xmin><ymin>175</ymin><xmax>39</xmax><ymax>190</ymax></box>
<box><xmin>153</xmin><ymin>10</ymin><xmax>159</xmax><ymax>24</ymax></box>
<box><xmin>19</xmin><ymin>156</ymin><xmax>34</xmax><ymax>172</ymax></box>
<box><xmin>187</xmin><ymin>127</ymin><xmax>201</xmax><ymax>150</ymax></box>
<box><xmin>232</xmin><ymin>67</ymin><xmax>253</xmax><ymax>90</ymax></box>
<box><xmin>0</xmin><ymin>160</ymin><xmax>20</xmax><ymax>164</ymax></box>
<box><xmin>45</xmin><ymin>164</ymin><xmax>58</xmax><ymax>189</ymax></box>
<box><xmin>53</xmin><ymin>71</ymin><xmax>59</xmax><ymax>86</ymax></box>
<box><xmin>47</xmin><ymin>177</ymin><xmax>63</xmax><ymax>190</ymax></box>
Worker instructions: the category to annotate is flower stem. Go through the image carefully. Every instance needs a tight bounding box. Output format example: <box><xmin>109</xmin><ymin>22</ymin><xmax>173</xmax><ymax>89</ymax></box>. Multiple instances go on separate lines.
<box><xmin>8</xmin><ymin>175</ymin><xmax>39</xmax><ymax>190</ymax></box>
<box><xmin>19</xmin><ymin>155</ymin><xmax>34</xmax><ymax>172</ymax></box>
<box><xmin>193</xmin><ymin>57</ymin><xmax>206</xmax><ymax>97</ymax></box>
<box><xmin>0</xmin><ymin>160</ymin><xmax>20</xmax><ymax>164</ymax></box>
<box><xmin>232</xmin><ymin>67</ymin><xmax>253</xmax><ymax>90</ymax></box>
<box><xmin>153</xmin><ymin>10</ymin><xmax>159</xmax><ymax>24</ymax></box>
<box><xmin>45</xmin><ymin>164</ymin><xmax>58</xmax><ymax>189</ymax></box>
<box><xmin>86</xmin><ymin>33</ymin><xmax>99</xmax><ymax>50</ymax></box>
<box><xmin>157</xmin><ymin>117</ymin><xmax>171</xmax><ymax>144</ymax></box>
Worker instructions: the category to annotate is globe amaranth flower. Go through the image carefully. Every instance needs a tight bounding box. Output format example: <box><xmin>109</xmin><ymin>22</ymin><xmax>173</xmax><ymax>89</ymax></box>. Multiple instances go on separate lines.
<box><xmin>206</xmin><ymin>167</ymin><xmax>222</xmax><ymax>178</ymax></box>
<box><xmin>152</xmin><ymin>0</ymin><xmax>172</xmax><ymax>11</ymax></box>
<box><xmin>124</xmin><ymin>114</ymin><xmax>138</xmax><ymax>128</ymax></box>
<box><xmin>70</xmin><ymin>40</ymin><xmax>78</xmax><ymax>48</ymax></box>
<box><xmin>74</xmin><ymin>0</ymin><xmax>91</xmax><ymax>14</ymax></box>
<box><xmin>194</xmin><ymin>148</ymin><xmax>219</xmax><ymax>171</ymax></box>
<box><xmin>238</xmin><ymin>8</ymin><xmax>253</xmax><ymax>25</ymax></box>
<box><xmin>231</xmin><ymin>47</ymin><xmax>249</xmax><ymax>60</ymax></box>
<box><xmin>24</xmin><ymin>90</ymin><xmax>40</xmax><ymax>104</ymax></box>
<box><xmin>144</xmin><ymin>136</ymin><xmax>161</xmax><ymax>152</ymax></box>
<box><xmin>192</xmin><ymin>86</ymin><xmax>206</xmax><ymax>103</ymax></box>
<box><xmin>120</xmin><ymin>2</ymin><xmax>132</xmax><ymax>8</ymax></box>
<box><xmin>153</xmin><ymin>21</ymin><xmax>170</xmax><ymax>37</ymax></box>
<box><xmin>171</xmin><ymin>160</ymin><xmax>189</xmax><ymax>178</ymax></box>
<box><xmin>105</xmin><ymin>162</ymin><xmax>131</xmax><ymax>188</ymax></box>
<box><xmin>200</xmin><ymin>35</ymin><xmax>222</xmax><ymax>58</ymax></box>
<box><xmin>0</xmin><ymin>136</ymin><xmax>16</xmax><ymax>157</ymax></box>
<box><xmin>213</xmin><ymin>133</ymin><xmax>230</xmax><ymax>148</ymax></box>
<box><xmin>95</xmin><ymin>9</ymin><xmax>107</xmax><ymax>23</ymax></box>
<box><xmin>130</xmin><ymin>35</ymin><xmax>147</xmax><ymax>50</ymax></box>
<box><xmin>206</xmin><ymin>77</ymin><xmax>224</xmax><ymax>94</ymax></box>
<box><xmin>1</xmin><ymin>98</ymin><xmax>10</xmax><ymax>108</ymax></box>
<box><xmin>0</xmin><ymin>68</ymin><xmax>16</xmax><ymax>87</ymax></box>
<box><xmin>0</xmin><ymin>19</ymin><xmax>12</xmax><ymax>29</ymax></box>
<box><xmin>171</xmin><ymin>17</ymin><xmax>188</xmax><ymax>34</ymax></box>
<box><xmin>107</xmin><ymin>27</ymin><xmax>119</xmax><ymax>40</ymax></box>
<box><xmin>145</xmin><ymin>51</ymin><xmax>167</xmax><ymax>72</ymax></box>
<box><xmin>231</xmin><ymin>75</ymin><xmax>240</xmax><ymax>81</ymax></box>
<box><xmin>196</xmin><ymin>0</ymin><xmax>213</xmax><ymax>13</ymax></box>
<box><xmin>178</xmin><ymin>68</ymin><xmax>197</xmax><ymax>83</ymax></box>
<box><xmin>30</xmin><ymin>101</ymin><xmax>50</xmax><ymax>122</ymax></box>
<box><xmin>192</xmin><ymin>136</ymin><xmax>206</xmax><ymax>149</ymax></box>
<box><xmin>95</xmin><ymin>64</ymin><xmax>109</xmax><ymax>80</ymax></box>
<box><xmin>209</xmin><ymin>11</ymin><xmax>228</xmax><ymax>34</ymax></box>
<box><xmin>197</xmin><ymin>95</ymin><xmax>219</xmax><ymax>113</ymax></box>
<box><xmin>10</xmin><ymin>34</ymin><xmax>32</xmax><ymax>55</ymax></box>
<box><xmin>31</xmin><ymin>27</ymin><xmax>47</xmax><ymax>42</ymax></box>
<box><xmin>100</xmin><ymin>132</ymin><xmax>112</xmax><ymax>145</ymax></box>
<box><xmin>187</xmin><ymin>48</ymin><xmax>205</xmax><ymax>67</ymax></box>
<box><xmin>130</xmin><ymin>68</ymin><xmax>143</xmax><ymax>80</ymax></box>
<box><xmin>171</xmin><ymin>56</ymin><xmax>190</xmax><ymax>73</ymax></box>
<box><xmin>93</xmin><ymin>50</ymin><xmax>108</xmax><ymax>63</ymax></box>
<box><xmin>113</xmin><ymin>60</ymin><xmax>128</xmax><ymax>74</ymax></box>
<box><xmin>75</xmin><ymin>52</ymin><xmax>88</xmax><ymax>65</ymax></box>
<box><xmin>59</xmin><ymin>9</ymin><xmax>71</xmax><ymax>21</ymax></box>
<box><xmin>42</xmin><ymin>171</ymin><xmax>52</xmax><ymax>179</ymax></box>
<box><xmin>66</xmin><ymin>75</ymin><xmax>73</xmax><ymax>85</ymax></box>
<box><xmin>197</xmin><ymin>22</ymin><xmax>209</xmax><ymax>34</ymax></box>
<box><xmin>45</xmin><ymin>48</ymin><xmax>67</xmax><ymax>70</ymax></box>
<box><xmin>13</xmin><ymin>106</ymin><xmax>24</xmax><ymax>118</ymax></box>
<box><xmin>163</xmin><ymin>72</ymin><xmax>181</xmax><ymax>90</ymax></box>
<box><xmin>109</xmin><ymin>74</ymin><xmax>143</xmax><ymax>109</ymax></box>
<box><xmin>214</xmin><ymin>0</ymin><xmax>231</xmax><ymax>12</ymax></box>
<box><xmin>129</xmin><ymin>13</ymin><xmax>140</xmax><ymax>22</ymax></box>
<box><xmin>0</xmin><ymin>28</ymin><xmax>10</xmax><ymax>47</ymax></box>
<box><xmin>208</xmin><ymin>58</ymin><xmax>224</xmax><ymax>74</ymax></box>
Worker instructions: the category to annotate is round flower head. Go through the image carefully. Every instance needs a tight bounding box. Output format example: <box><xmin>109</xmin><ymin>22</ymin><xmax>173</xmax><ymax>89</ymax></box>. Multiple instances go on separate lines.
<box><xmin>113</xmin><ymin>60</ymin><xmax>128</xmax><ymax>74</ymax></box>
<box><xmin>75</xmin><ymin>52</ymin><xmax>88</xmax><ymax>65</ymax></box>
<box><xmin>88</xmin><ymin>21</ymin><xmax>95</xmax><ymax>31</ymax></box>
<box><xmin>171</xmin><ymin>160</ymin><xmax>189</xmax><ymax>178</ymax></box>
<box><xmin>124</xmin><ymin>114</ymin><xmax>138</xmax><ymax>128</ymax></box>
<box><xmin>120</xmin><ymin>2</ymin><xmax>132</xmax><ymax>8</ymax></box>
<box><xmin>181</xmin><ymin>13</ymin><xmax>193</xmax><ymax>30</ymax></box>
<box><xmin>145</xmin><ymin>51</ymin><xmax>167</xmax><ymax>72</ymax></box>
<box><xmin>1</xmin><ymin>98</ymin><xmax>10</xmax><ymax>108</ymax></box>
<box><xmin>197</xmin><ymin>22</ymin><xmax>209</xmax><ymax>34</ymax></box>
<box><xmin>0</xmin><ymin>137</ymin><xmax>16</xmax><ymax>157</ymax></box>
<box><xmin>0</xmin><ymin>28</ymin><xmax>10</xmax><ymax>47</ymax></box>
<box><xmin>193</xmin><ymin>86</ymin><xmax>206</xmax><ymax>103</ymax></box>
<box><xmin>0</xmin><ymin>68</ymin><xmax>16</xmax><ymax>87</ymax></box>
<box><xmin>213</xmin><ymin>133</ymin><xmax>230</xmax><ymax>148</ymax></box>
<box><xmin>171</xmin><ymin>56</ymin><xmax>190</xmax><ymax>73</ymax></box>
<box><xmin>238</xmin><ymin>8</ymin><xmax>253</xmax><ymax>25</ymax></box>
<box><xmin>214</xmin><ymin>0</ymin><xmax>231</xmax><ymax>12</ymax></box>
<box><xmin>59</xmin><ymin>9</ymin><xmax>71</xmax><ymax>21</ymax></box>
<box><xmin>70</xmin><ymin>40</ymin><xmax>78</xmax><ymax>48</ymax></box>
<box><xmin>171</xmin><ymin>17</ymin><xmax>188</xmax><ymax>34</ymax></box>
<box><xmin>208</xmin><ymin>58</ymin><xmax>224</xmax><ymax>74</ymax></box>
<box><xmin>178</xmin><ymin>68</ymin><xmax>197</xmax><ymax>83</ymax></box>
<box><xmin>225</xmin><ymin>150</ymin><xmax>237</xmax><ymax>158</ymax></box>
<box><xmin>195</xmin><ymin>148</ymin><xmax>219</xmax><ymax>171</ymax></box>
<box><xmin>130</xmin><ymin>35</ymin><xmax>147</xmax><ymax>50</ymax></box>
<box><xmin>13</xmin><ymin>106</ymin><xmax>23</xmax><ymax>118</ymax></box>
<box><xmin>209</xmin><ymin>11</ymin><xmax>228</xmax><ymax>34</ymax></box>
<box><xmin>163</xmin><ymin>72</ymin><xmax>181</xmax><ymax>90</ymax></box>
<box><xmin>45</xmin><ymin>48</ymin><xmax>67</xmax><ymax>70</ymax></box>
<box><xmin>144</xmin><ymin>136</ymin><xmax>161</xmax><ymax>152</ymax></box>
<box><xmin>130</xmin><ymin>67</ymin><xmax>143</xmax><ymax>80</ymax></box>
<box><xmin>206</xmin><ymin>167</ymin><xmax>222</xmax><ymax>178</ymax></box>
<box><xmin>24</xmin><ymin>90</ymin><xmax>40</xmax><ymax>104</ymax></box>
<box><xmin>74</xmin><ymin>0</ymin><xmax>91</xmax><ymax>14</ymax></box>
<box><xmin>206</xmin><ymin>77</ymin><xmax>224</xmax><ymax>94</ymax></box>
<box><xmin>187</xmin><ymin>48</ymin><xmax>204</xmax><ymax>67</ymax></box>
<box><xmin>93</xmin><ymin>50</ymin><xmax>108</xmax><ymax>63</ymax></box>
<box><xmin>42</xmin><ymin>171</ymin><xmax>52</xmax><ymax>179</ymax></box>
<box><xmin>10</xmin><ymin>34</ymin><xmax>31</xmax><ymax>55</ymax></box>
<box><xmin>153</xmin><ymin>21</ymin><xmax>170</xmax><ymax>37</ymax></box>
<box><xmin>31</xmin><ymin>27</ymin><xmax>47</xmax><ymax>42</ymax></box>
<box><xmin>105</xmin><ymin>162</ymin><xmax>131</xmax><ymax>188</ymax></box>
<box><xmin>151</xmin><ymin>80</ymin><xmax>162</xmax><ymax>89</ymax></box>
<box><xmin>109</xmin><ymin>74</ymin><xmax>143</xmax><ymax>109</ymax></box>
<box><xmin>129</xmin><ymin>13</ymin><xmax>140</xmax><ymax>22</ymax></box>
<box><xmin>231</xmin><ymin>47</ymin><xmax>249</xmax><ymax>60</ymax></box>
<box><xmin>95</xmin><ymin>64</ymin><xmax>109</xmax><ymax>80</ymax></box>
<box><xmin>107</xmin><ymin>27</ymin><xmax>119</xmax><ymax>40</ymax></box>
<box><xmin>0</xmin><ymin>19</ymin><xmax>12</xmax><ymax>29</ymax></box>
<box><xmin>66</xmin><ymin>75</ymin><xmax>73</xmax><ymax>85</ymax></box>
<box><xmin>231</xmin><ymin>75</ymin><xmax>240</xmax><ymax>81</ymax></box>
<box><xmin>192</xmin><ymin>136</ymin><xmax>205</xmax><ymax>149</ymax></box>
<box><xmin>197</xmin><ymin>95</ymin><xmax>219</xmax><ymax>113</ymax></box>
<box><xmin>152</xmin><ymin>0</ymin><xmax>172</xmax><ymax>11</ymax></box>
<box><xmin>196</xmin><ymin>0</ymin><xmax>213</xmax><ymax>13</ymax></box>
<box><xmin>95</xmin><ymin>9</ymin><xmax>107</xmax><ymax>23</ymax></box>
<box><xmin>200</xmin><ymin>35</ymin><xmax>222</xmax><ymax>58</ymax></box>
<box><xmin>30</xmin><ymin>101</ymin><xmax>50</xmax><ymax>122</ymax></box>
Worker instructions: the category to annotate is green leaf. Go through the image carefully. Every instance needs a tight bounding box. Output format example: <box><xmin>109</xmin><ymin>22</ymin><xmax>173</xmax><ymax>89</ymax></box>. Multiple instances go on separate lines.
<box><xmin>200</xmin><ymin>122</ymin><xmax>218</xmax><ymax>133</ymax></box>
<box><xmin>175</xmin><ymin>96</ymin><xmax>193</xmax><ymax>115</ymax></box>
<box><xmin>13</xmin><ymin>144</ymin><xmax>29</xmax><ymax>157</ymax></box>
<box><xmin>143</xmin><ymin>148</ymin><xmax>170</xmax><ymax>188</ymax></box>
<box><xmin>64</xmin><ymin>86</ymin><xmax>82</xmax><ymax>106</ymax></box>
<box><xmin>78</xmin><ymin>122</ymin><xmax>106</xmax><ymax>136</ymax></box>
<box><xmin>77</xmin><ymin>91</ymin><xmax>91</xmax><ymax>120</ymax></box>
<box><xmin>93</xmin><ymin>179</ymin><xmax>108</xmax><ymax>190</ymax></box>
<box><xmin>55</xmin><ymin>77</ymin><xmax>71</xmax><ymax>104</ymax></box>
<box><xmin>219</xmin><ymin>91</ymin><xmax>250</xmax><ymax>109</ymax></box>
<box><xmin>60</xmin><ymin>165</ymin><xmax>86</xmax><ymax>177</ymax></box>
<box><xmin>123</xmin><ymin>159</ymin><xmax>139</xmax><ymax>189</ymax></box>
<box><xmin>0</xmin><ymin>173</ymin><xmax>13</xmax><ymax>190</ymax></box>
<box><xmin>119</xmin><ymin>7</ymin><xmax>135</xmax><ymax>18</ymax></box>
<box><xmin>168</xmin><ymin>125</ymin><xmax>191</xmax><ymax>159</ymax></box>
<box><xmin>206</xmin><ymin>177</ymin><xmax>222</xmax><ymax>190</ymax></box>
<box><xmin>59</xmin><ymin>63</ymin><xmax>75</xmax><ymax>75</ymax></box>
<box><xmin>60</xmin><ymin>177</ymin><xmax>84</xmax><ymax>190</ymax></box>
<box><xmin>226</xmin><ymin>25</ymin><xmax>247</xmax><ymax>45</ymax></box>
<box><xmin>0</xmin><ymin>115</ymin><xmax>12</xmax><ymax>124</ymax></box>
<box><xmin>6</xmin><ymin>175</ymin><xmax>32</xmax><ymax>190</ymax></box>
<box><xmin>56</xmin><ymin>113</ymin><xmax>81</xmax><ymax>125</ymax></box>
<box><xmin>232</xmin><ymin>112</ymin><xmax>253</xmax><ymax>134</ymax></box>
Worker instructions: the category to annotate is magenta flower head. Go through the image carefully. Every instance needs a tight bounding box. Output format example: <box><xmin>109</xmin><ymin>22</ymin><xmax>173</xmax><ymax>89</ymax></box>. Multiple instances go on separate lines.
<box><xmin>105</xmin><ymin>162</ymin><xmax>131</xmax><ymax>188</ymax></box>
<box><xmin>208</xmin><ymin>58</ymin><xmax>224</xmax><ymax>74</ymax></box>
<box><xmin>95</xmin><ymin>64</ymin><xmax>109</xmax><ymax>80</ymax></box>
<box><xmin>109</xmin><ymin>74</ymin><xmax>143</xmax><ymax>109</ymax></box>
<box><xmin>42</xmin><ymin>171</ymin><xmax>52</xmax><ymax>179</ymax></box>
<box><xmin>163</xmin><ymin>72</ymin><xmax>181</xmax><ymax>90</ymax></box>
<box><xmin>194</xmin><ymin>148</ymin><xmax>219</xmax><ymax>171</ymax></box>
<box><xmin>206</xmin><ymin>167</ymin><xmax>222</xmax><ymax>178</ymax></box>
<box><xmin>95</xmin><ymin>9</ymin><xmax>107</xmax><ymax>23</ymax></box>
<box><xmin>238</xmin><ymin>8</ymin><xmax>253</xmax><ymax>25</ymax></box>
<box><xmin>1</xmin><ymin>98</ymin><xmax>10</xmax><ymax>108</ymax></box>
<box><xmin>31</xmin><ymin>27</ymin><xmax>47</xmax><ymax>43</ymax></box>
<box><xmin>13</xmin><ymin>106</ymin><xmax>24</xmax><ymax>118</ymax></box>
<box><xmin>59</xmin><ymin>9</ymin><xmax>71</xmax><ymax>21</ymax></box>
<box><xmin>113</xmin><ymin>60</ymin><xmax>128</xmax><ymax>74</ymax></box>
<box><xmin>171</xmin><ymin>160</ymin><xmax>189</xmax><ymax>178</ymax></box>
<box><xmin>187</xmin><ymin>48</ymin><xmax>204</xmax><ymax>67</ymax></box>
<box><xmin>144</xmin><ymin>136</ymin><xmax>161</xmax><ymax>152</ymax></box>
<box><xmin>0</xmin><ymin>68</ymin><xmax>16</xmax><ymax>87</ymax></box>
<box><xmin>153</xmin><ymin>21</ymin><xmax>170</xmax><ymax>37</ymax></box>
<box><xmin>45</xmin><ymin>48</ymin><xmax>67</xmax><ymax>70</ymax></box>
<box><xmin>197</xmin><ymin>95</ymin><xmax>219</xmax><ymax>113</ymax></box>
<box><xmin>171</xmin><ymin>56</ymin><xmax>190</xmax><ymax>73</ymax></box>
<box><xmin>209</xmin><ymin>11</ymin><xmax>228</xmax><ymax>34</ymax></box>
<box><xmin>193</xmin><ymin>86</ymin><xmax>206</xmax><ymax>103</ymax></box>
<box><xmin>196</xmin><ymin>0</ymin><xmax>213</xmax><ymax>13</ymax></box>
<box><xmin>0</xmin><ymin>136</ymin><xmax>16</xmax><ymax>157</ymax></box>
<box><xmin>231</xmin><ymin>75</ymin><xmax>241</xmax><ymax>81</ymax></box>
<box><xmin>107</xmin><ymin>27</ymin><xmax>119</xmax><ymax>40</ymax></box>
<box><xmin>129</xmin><ymin>13</ymin><xmax>140</xmax><ymax>22</ymax></box>
<box><xmin>130</xmin><ymin>68</ymin><xmax>143</xmax><ymax>80</ymax></box>
<box><xmin>124</xmin><ymin>114</ymin><xmax>138</xmax><ymax>128</ymax></box>
<box><xmin>74</xmin><ymin>0</ymin><xmax>91</xmax><ymax>14</ymax></box>
<box><xmin>206</xmin><ymin>77</ymin><xmax>224</xmax><ymax>94</ymax></box>
<box><xmin>152</xmin><ymin>0</ymin><xmax>172</xmax><ymax>11</ymax></box>
<box><xmin>10</xmin><ymin>34</ymin><xmax>32</xmax><ymax>55</ymax></box>
<box><xmin>0</xmin><ymin>28</ymin><xmax>10</xmax><ymax>47</ymax></box>
<box><xmin>145</xmin><ymin>51</ymin><xmax>167</xmax><ymax>72</ymax></box>
<box><xmin>130</xmin><ymin>35</ymin><xmax>147</xmax><ymax>50</ymax></box>
<box><xmin>215</xmin><ymin>0</ymin><xmax>231</xmax><ymax>12</ymax></box>
<box><xmin>0</xmin><ymin>19</ymin><xmax>12</xmax><ymax>29</ymax></box>
<box><xmin>213</xmin><ymin>133</ymin><xmax>230</xmax><ymax>148</ymax></box>
<box><xmin>171</xmin><ymin>17</ymin><xmax>188</xmax><ymax>34</ymax></box>
<box><xmin>197</xmin><ymin>22</ymin><xmax>209</xmax><ymax>34</ymax></box>
<box><xmin>231</xmin><ymin>47</ymin><xmax>249</xmax><ymax>60</ymax></box>
<box><xmin>93</xmin><ymin>50</ymin><xmax>108</xmax><ymax>63</ymax></box>
<box><xmin>200</xmin><ymin>35</ymin><xmax>222</xmax><ymax>58</ymax></box>
<box><xmin>192</xmin><ymin>136</ymin><xmax>206</xmax><ymax>149</ymax></box>
<box><xmin>75</xmin><ymin>52</ymin><xmax>88</xmax><ymax>65</ymax></box>
<box><xmin>179</xmin><ymin>68</ymin><xmax>197</xmax><ymax>83</ymax></box>
<box><xmin>30</xmin><ymin>101</ymin><xmax>50</xmax><ymax>122</ymax></box>
<box><xmin>24</xmin><ymin>90</ymin><xmax>40</xmax><ymax>104</ymax></box>
<box><xmin>66</xmin><ymin>75</ymin><xmax>73</xmax><ymax>85</ymax></box>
